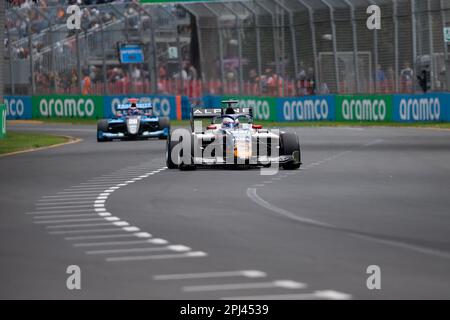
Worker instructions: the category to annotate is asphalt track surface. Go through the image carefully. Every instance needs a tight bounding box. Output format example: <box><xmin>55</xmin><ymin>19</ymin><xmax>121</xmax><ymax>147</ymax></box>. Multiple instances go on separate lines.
<box><xmin>1</xmin><ymin>122</ymin><xmax>450</xmax><ymax>299</ymax></box>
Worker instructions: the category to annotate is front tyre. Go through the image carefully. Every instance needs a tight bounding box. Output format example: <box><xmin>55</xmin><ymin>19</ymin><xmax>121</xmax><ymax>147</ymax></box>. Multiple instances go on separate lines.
<box><xmin>166</xmin><ymin>131</ymin><xmax>178</xmax><ymax>169</ymax></box>
<box><xmin>280</xmin><ymin>132</ymin><xmax>301</xmax><ymax>170</ymax></box>
<box><xmin>179</xmin><ymin>133</ymin><xmax>196</xmax><ymax>171</ymax></box>
<box><xmin>97</xmin><ymin>119</ymin><xmax>109</xmax><ymax>142</ymax></box>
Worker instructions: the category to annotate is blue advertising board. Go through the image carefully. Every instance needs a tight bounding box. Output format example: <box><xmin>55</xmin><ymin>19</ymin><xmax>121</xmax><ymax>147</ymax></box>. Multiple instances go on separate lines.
<box><xmin>119</xmin><ymin>44</ymin><xmax>144</xmax><ymax>64</ymax></box>
<box><xmin>4</xmin><ymin>96</ymin><xmax>32</xmax><ymax>120</ymax></box>
<box><xmin>393</xmin><ymin>93</ymin><xmax>450</xmax><ymax>122</ymax></box>
<box><xmin>276</xmin><ymin>95</ymin><xmax>336</xmax><ymax>121</ymax></box>
<box><xmin>103</xmin><ymin>95</ymin><xmax>177</xmax><ymax>119</ymax></box>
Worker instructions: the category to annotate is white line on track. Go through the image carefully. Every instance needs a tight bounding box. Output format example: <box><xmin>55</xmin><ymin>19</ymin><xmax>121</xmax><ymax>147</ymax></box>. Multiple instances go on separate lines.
<box><xmin>247</xmin><ymin>141</ymin><xmax>450</xmax><ymax>260</ymax></box>
<box><xmin>39</xmin><ymin>196</ymin><xmax>99</xmax><ymax>201</ymax></box>
<box><xmin>247</xmin><ymin>188</ymin><xmax>332</xmax><ymax>228</ymax></box>
<box><xmin>34</xmin><ymin>217</ymin><xmax>111</xmax><ymax>224</ymax></box>
<box><xmin>221</xmin><ymin>290</ymin><xmax>352</xmax><ymax>300</ymax></box>
<box><xmin>36</xmin><ymin>201</ymin><xmax>95</xmax><ymax>205</ymax></box>
<box><xmin>85</xmin><ymin>179</ymin><xmax>134</xmax><ymax>183</ymax></box>
<box><xmin>182</xmin><ymin>280</ymin><xmax>306</xmax><ymax>292</ymax></box>
<box><xmin>72</xmin><ymin>183</ymin><xmax>119</xmax><ymax>187</ymax></box>
<box><xmin>73</xmin><ymin>239</ymin><xmax>171</xmax><ymax>247</ymax></box>
<box><xmin>57</xmin><ymin>190</ymin><xmax>107</xmax><ymax>195</ymax></box>
<box><xmin>86</xmin><ymin>245</ymin><xmax>190</xmax><ymax>255</ymax></box>
<box><xmin>34</xmin><ymin>205</ymin><xmax>94</xmax><ymax>210</ymax></box>
<box><xmin>105</xmin><ymin>251</ymin><xmax>207</xmax><ymax>262</ymax></box>
<box><xmin>153</xmin><ymin>270</ymin><xmax>267</xmax><ymax>281</ymax></box>
<box><xmin>33</xmin><ymin>213</ymin><xmax>98</xmax><ymax>219</ymax></box>
<box><xmin>48</xmin><ymin>227</ymin><xmax>128</xmax><ymax>235</ymax></box>
<box><xmin>63</xmin><ymin>188</ymin><xmax>111</xmax><ymax>192</ymax></box>
<box><xmin>65</xmin><ymin>232</ymin><xmax>151</xmax><ymax>241</ymax></box>
<box><xmin>32</xmin><ymin>165</ymin><xmax>206</xmax><ymax>265</ymax></box>
<box><xmin>46</xmin><ymin>222</ymin><xmax>128</xmax><ymax>229</ymax></box>
<box><xmin>26</xmin><ymin>209</ymin><xmax>95</xmax><ymax>215</ymax></box>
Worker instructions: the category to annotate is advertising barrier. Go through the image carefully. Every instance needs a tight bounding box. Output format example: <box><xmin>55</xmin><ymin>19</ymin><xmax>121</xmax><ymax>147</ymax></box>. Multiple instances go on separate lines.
<box><xmin>336</xmin><ymin>95</ymin><xmax>393</xmax><ymax>121</ymax></box>
<box><xmin>0</xmin><ymin>104</ymin><xmax>6</xmax><ymax>139</ymax></box>
<box><xmin>4</xmin><ymin>96</ymin><xmax>32</xmax><ymax>120</ymax></box>
<box><xmin>32</xmin><ymin>96</ymin><xmax>104</xmax><ymax>119</ymax></box>
<box><xmin>103</xmin><ymin>95</ymin><xmax>181</xmax><ymax>120</ymax></box>
<box><xmin>276</xmin><ymin>95</ymin><xmax>336</xmax><ymax>121</ymax></box>
<box><xmin>202</xmin><ymin>95</ymin><xmax>277</xmax><ymax>121</ymax></box>
<box><xmin>393</xmin><ymin>93</ymin><xmax>450</xmax><ymax>122</ymax></box>
<box><xmin>2</xmin><ymin>93</ymin><xmax>448</xmax><ymax>123</ymax></box>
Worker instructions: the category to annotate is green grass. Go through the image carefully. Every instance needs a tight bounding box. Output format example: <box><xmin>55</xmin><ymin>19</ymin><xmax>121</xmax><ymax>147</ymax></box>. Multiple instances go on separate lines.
<box><xmin>14</xmin><ymin>118</ymin><xmax>450</xmax><ymax>129</ymax></box>
<box><xmin>0</xmin><ymin>132</ymin><xmax>69</xmax><ymax>155</ymax></box>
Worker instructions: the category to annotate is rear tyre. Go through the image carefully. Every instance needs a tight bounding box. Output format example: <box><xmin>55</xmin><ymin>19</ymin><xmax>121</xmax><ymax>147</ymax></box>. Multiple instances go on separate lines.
<box><xmin>280</xmin><ymin>132</ymin><xmax>301</xmax><ymax>170</ymax></box>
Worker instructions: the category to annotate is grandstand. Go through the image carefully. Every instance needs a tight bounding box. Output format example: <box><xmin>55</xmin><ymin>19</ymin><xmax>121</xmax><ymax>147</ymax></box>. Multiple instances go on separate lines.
<box><xmin>3</xmin><ymin>0</ymin><xmax>450</xmax><ymax>99</ymax></box>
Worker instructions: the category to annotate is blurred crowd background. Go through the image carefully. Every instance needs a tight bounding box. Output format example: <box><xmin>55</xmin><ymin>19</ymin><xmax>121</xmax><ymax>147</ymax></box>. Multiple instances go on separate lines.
<box><xmin>3</xmin><ymin>0</ymin><xmax>450</xmax><ymax>102</ymax></box>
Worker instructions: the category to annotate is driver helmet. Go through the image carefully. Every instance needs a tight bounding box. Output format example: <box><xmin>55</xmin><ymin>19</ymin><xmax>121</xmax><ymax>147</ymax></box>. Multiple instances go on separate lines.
<box><xmin>222</xmin><ymin>117</ymin><xmax>239</xmax><ymax>129</ymax></box>
<box><xmin>222</xmin><ymin>117</ymin><xmax>235</xmax><ymax>129</ymax></box>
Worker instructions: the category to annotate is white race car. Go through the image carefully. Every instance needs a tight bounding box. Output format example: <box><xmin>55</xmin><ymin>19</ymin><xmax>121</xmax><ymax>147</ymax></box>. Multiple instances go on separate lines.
<box><xmin>166</xmin><ymin>100</ymin><xmax>301</xmax><ymax>170</ymax></box>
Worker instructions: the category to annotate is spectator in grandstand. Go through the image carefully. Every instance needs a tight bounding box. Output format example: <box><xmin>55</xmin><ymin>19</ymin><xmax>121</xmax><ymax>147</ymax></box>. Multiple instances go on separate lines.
<box><xmin>159</xmin><ymin>65</ymin><xmax>168</xmax><ymax>80</ymax></box>
<box><xmin>82</xmin><ymin>71</ymin><xmax>92</xmax><ymax>95</ymax></box>
<box><xmin>417</xmin><ymin>66</ymin><xmax>430</xmax><ymax>93</ymax></box>
<box><xmin>306</xmin><ymin>67</ymin><xmax>315</xmax><ymax>95</ymax></box>
<box><xmin>258</xmin><ymin>67</ymin><xmax>272</xmax><ymax>94</ymax></box>
<box><xmin>186</xmin><ymin>62</ymin><xmax>198</xmax><ymax>81</ymax></box>
<box><xmin>131</xmin><ymin>65</ymin><xmax>141</xmax><ymax>83</ymax></box>
<box><xmin>71</xmin><ymin>69</ymin><xmax>79</xmax><ymax>89</ymax></box>
<box><xmin>248</xmin><ymin>69</ymin><xmax>259</xmax><ymax>94</ymax></box>
<box><xmin>225</xmin><ymin>63</ymin><xmax>237</xmax><ymax>82</ymax></box>
<box><xmin>60</xmin><ymin>71</ymin><xmax>71</xmax><ymax>92</ymax></box>
<box><xmin>376</xmin><ymin>64</ymin><xmax>385</xmax><ymax>83</ymax></box>
<box><xmin>437</xmin><ymin>66</ymin><xmax>446</xmax><ymax>91</ymax></box>
<box><xmin>384</xmin><ymin>66</ymin><xmax>395</xmax><ymax>93</ymax></box>
<box><xmin>319</xmin><ymin>82</ymin><xmax>330</xmax><ymax>95</ymax></box>
<box><xmin>296</xmin><ymin>61</ymin><xmax>307</xmax><ymax>96</ymax></box>
<box><xmin>400</xmin><ymin>61</ymin><xmax>414</xmax><ymax>93</ymax></box>
<box><xmin>173</xmin><ymin>67</ymin><xmax>188</xmax><ymax>81</ymax></box>
<box><xmin>266</xmin><ymin>68</ymin><xmax>283</xmax><ymax>97</ymax></box>
<box><xmin>375</xmin><ymin>64</ymin><xmax>386</xmax><ymax>92</ymax></box>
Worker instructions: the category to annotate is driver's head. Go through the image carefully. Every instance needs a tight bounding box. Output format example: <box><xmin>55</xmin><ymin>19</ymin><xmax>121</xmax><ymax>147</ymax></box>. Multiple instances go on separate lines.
<box><xmin>222</xmin><ymin>117</ymin><xmax>235</xmax><ymax>129</ymax></box>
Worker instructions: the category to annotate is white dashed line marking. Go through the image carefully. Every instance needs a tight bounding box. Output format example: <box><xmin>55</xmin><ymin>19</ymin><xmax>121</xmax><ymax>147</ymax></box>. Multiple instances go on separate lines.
<box><xmin>86</xmin><ymin>245</ymin><xmax>191</xmax><ymax>255</ymax></box>
<box><xmin>182</xmin><ymin>280</ymin><xmax>306</xmax><ymax>292</ymax></box>
<box><xmin>221</xmin><ymin>290</ymin><xmax>352</xmax><ymax>300</ymax></box>
<box><xmin>154</xmin><ymin>270</ymin><xmax>267</xmax><ymax>281</ymax></box>
<box><xmin>105</xmin><ymin>251</ymin><xmax>208</xmax><ymax>262</ymax></box>
<box><xmin>32</xmin><ymin>164</ymin><xmax>204</xmax><ymax>264</ymax></box>
<box><xmin>73</xmin><ymin>239</ymin><xmax>158</xmax><ymax>247</ymax></box>
<box><xmin>65</xmin><ymin>233</ymin><xmax>147</xmax><ymax>241</ymax></box>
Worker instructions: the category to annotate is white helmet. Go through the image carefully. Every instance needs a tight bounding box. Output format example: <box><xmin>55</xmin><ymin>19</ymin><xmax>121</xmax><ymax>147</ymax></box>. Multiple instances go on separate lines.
<box><xmin>222</xmin><ymin>117</ymin><xmax>235</xmax><ymax>129</ymax></box>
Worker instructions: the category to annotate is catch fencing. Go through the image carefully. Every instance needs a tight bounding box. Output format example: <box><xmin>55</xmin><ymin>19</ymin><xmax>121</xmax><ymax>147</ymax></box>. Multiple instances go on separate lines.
<box><xmin>3</xmin><ymin>0</ymin><xmax>450</xmax><ymax>98</ymax></box>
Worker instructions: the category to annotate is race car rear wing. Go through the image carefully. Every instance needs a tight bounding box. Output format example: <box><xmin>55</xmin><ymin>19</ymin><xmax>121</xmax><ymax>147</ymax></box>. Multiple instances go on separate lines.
<box><xmin>117</xmin><ymin>103</ymin><xmax>153</xmax><ymax>110</ymax></box>
<box><xmin>191</xmin><ymin>106</ymin><xmax>253</xmax><ymax>132</ymax></box>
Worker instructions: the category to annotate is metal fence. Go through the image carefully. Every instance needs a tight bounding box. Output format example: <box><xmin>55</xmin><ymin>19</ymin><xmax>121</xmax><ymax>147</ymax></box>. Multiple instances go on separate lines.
<box><xmin>4</xmin><ymin>0</ymin><xmax>450</xmax><ymax>98</ymax></box>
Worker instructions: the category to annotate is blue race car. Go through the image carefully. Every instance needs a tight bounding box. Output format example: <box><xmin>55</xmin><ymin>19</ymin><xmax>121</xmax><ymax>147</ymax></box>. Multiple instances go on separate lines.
<box><xmin>97</xmin><ymin>99</ymin><xmax>170</xmax><ymax>142</ymax></box>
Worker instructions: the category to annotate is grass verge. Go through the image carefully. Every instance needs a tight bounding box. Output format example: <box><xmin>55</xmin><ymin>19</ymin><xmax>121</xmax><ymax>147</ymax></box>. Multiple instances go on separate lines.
<box><xmin>0</xmin><ymin>132</ymin><xmax>69</xmax><ymax>155</ymax></box>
